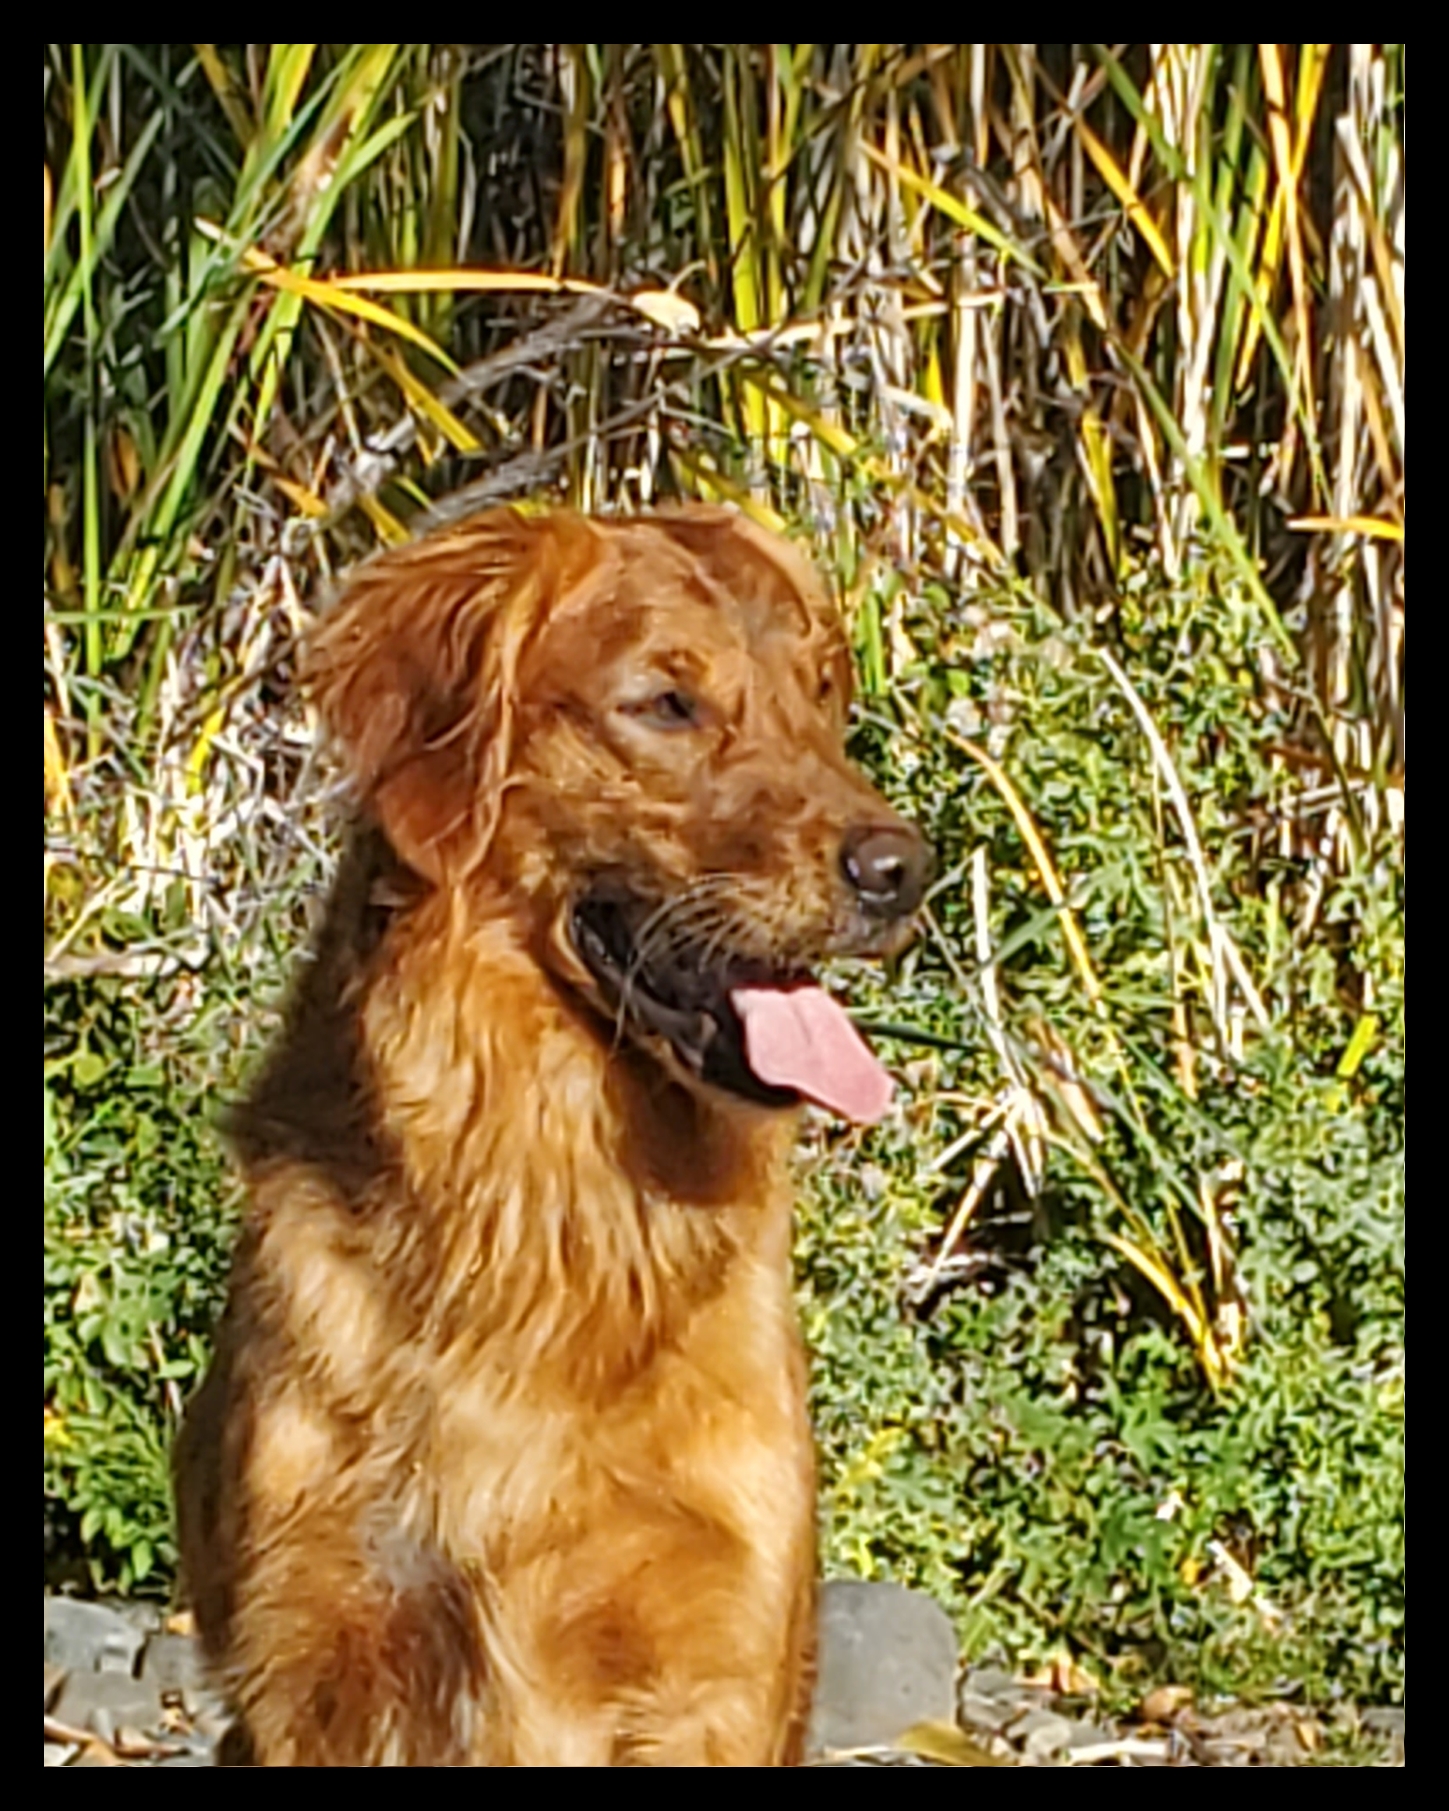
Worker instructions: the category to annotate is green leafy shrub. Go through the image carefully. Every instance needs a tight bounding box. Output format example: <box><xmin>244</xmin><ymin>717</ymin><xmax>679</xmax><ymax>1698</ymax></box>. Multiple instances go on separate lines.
<box><xmin>797</xmin><ymin>563</ymin><xmax>1404</xmax><ymax>1705</ymax></box>
<box><xmin>44</xmin><ymin>975</ymin><xmax>243</xmax><ymax>1593</ymax></box>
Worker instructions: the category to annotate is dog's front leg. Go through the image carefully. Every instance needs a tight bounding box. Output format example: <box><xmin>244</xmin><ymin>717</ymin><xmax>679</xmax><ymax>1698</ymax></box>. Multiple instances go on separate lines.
<box><xmin>210</xmin><ymin>1508</ymin><xmax>491</xmax><ymax>1766</ymax></box>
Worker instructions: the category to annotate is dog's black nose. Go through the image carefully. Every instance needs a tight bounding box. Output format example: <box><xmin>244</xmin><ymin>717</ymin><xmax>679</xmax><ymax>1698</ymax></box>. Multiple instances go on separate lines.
<box><xmin>840</xmin><ymin>824</ymin><xmax>928</xmax><ymax>919</ymax></box>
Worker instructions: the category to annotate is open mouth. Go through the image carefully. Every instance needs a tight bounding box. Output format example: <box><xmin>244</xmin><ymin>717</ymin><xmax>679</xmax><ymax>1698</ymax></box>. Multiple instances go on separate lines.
<box><xmin>569</xmin><ymin>884</ymin><xmax>894</xmax><ymax>1123</ymax></box>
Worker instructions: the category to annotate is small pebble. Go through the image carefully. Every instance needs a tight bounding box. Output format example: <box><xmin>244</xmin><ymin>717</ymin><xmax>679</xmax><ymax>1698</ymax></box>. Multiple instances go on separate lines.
<box><xmin>1016</xmin><ymin>1707</ymin><xmax>1079</xmax><ymax>1760</ymax></box>
<box><xmin>140</xmin><ymin>1631</ymin><xmax>205</xmax><ymax>1695</ymax></box>
<box><xmin>50</xmin><ymin>1667</ymin><xmax>164</xmax><ymax>1743</ymax></box>
<box><xmin>1362</xmin><ymin>1708</ymin><xmax>1405</xmax><ymax>1738</ymax></box>
<box><xmin>44</xmin><ymin>1598</ymin><xmax>144</xmax><ymax>1676</ymax></box>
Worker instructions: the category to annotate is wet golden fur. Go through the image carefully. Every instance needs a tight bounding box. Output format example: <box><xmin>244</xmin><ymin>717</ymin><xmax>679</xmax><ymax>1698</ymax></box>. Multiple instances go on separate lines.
<box><xmin>174</xmin><ymin>505</ymin><xmax>925</xmax><ymax>1765</ymax></box>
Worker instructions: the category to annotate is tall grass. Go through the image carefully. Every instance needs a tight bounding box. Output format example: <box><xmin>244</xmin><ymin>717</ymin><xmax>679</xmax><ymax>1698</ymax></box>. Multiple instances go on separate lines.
<box><xmin>44</xmin><ymin>43</ymin><xmax>1403</xmax><ymax>924</ymax></box>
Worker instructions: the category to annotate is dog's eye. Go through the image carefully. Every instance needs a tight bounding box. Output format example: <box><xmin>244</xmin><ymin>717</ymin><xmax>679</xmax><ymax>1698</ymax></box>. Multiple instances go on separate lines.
<box><xmin>624</xmin><ymin>689</ymin><xmax>701</xmax><ymax>731</ymax></box>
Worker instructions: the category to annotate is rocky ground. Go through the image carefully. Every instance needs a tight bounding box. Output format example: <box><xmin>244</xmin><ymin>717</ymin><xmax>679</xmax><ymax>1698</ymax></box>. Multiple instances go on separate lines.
<box><xmin>44</xmin><ymin>1582</ymin><xmax>1403</xmax><ymax>1768</ymax></box>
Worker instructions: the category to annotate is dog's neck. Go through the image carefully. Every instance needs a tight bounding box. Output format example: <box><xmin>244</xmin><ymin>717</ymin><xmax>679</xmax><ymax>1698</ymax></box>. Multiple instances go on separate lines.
<box><xmin>238</xmin><ymin>841</ymin><xmax>798</xmax><ymax>1386</ymax></box>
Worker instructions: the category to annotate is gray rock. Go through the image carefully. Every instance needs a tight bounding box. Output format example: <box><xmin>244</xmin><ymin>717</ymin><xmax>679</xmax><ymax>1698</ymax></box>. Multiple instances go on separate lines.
<box><xmin>44</xmin><ymin>1597</ymin><xmax>145</xmax><ymax>1675</ymax></box>
<box><xmin>1062</xmin><ymin>1718</ymin><xmax>1118</xmax><ymax>1752</ymax></box>
<box><xmin>98</xmin><ymin>1598</ymin><xmax>166</xmax><ymax>1635</ymax></box>
<box><xmin>50</xmin><ymin>1667</ymin><xmax>163</xmax><ymax>1743</ymax></box>
<box><xmin>957</xmin><ymin>1687</ymin><xmax>1011</xmax><ymax>1732</ymax></box>
<box><xmin>1362</xmin><ymin>1707</ymin><xmax>1405</xmax><ymax>1737</ymax></box>
<box><xmin>961</xmin><ymin>1665</ymin><xmax>1022</xmax><ymax>1700</ymax></box>
<box><xmin>140</xmin><ymin>1631</ymin><xmax>204</xmax><ymax>1695</ymax></box>
<box><xmin>1016</xmin><ymin>1706</ymin><xmax>1079</xmax><ymax>1760</ymax></box>
<box><xmin>807</xmin><ymin>1578</ymin><xmax>959</xmax><ymax>1756</ymax></box>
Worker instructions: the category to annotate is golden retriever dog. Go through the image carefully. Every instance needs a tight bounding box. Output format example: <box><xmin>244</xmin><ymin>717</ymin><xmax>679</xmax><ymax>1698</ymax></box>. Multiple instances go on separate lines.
<box><xmin>174</xmin><ymin>504</ymin><xmax>928</xmax><ymax>1766</ymax></box>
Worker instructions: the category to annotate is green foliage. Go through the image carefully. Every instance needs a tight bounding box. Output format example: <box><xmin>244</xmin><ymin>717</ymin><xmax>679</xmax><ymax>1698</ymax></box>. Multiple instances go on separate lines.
<box><xmin>797</xmin><ymin>569</ymin><xmax>1404</xmax><ymax>1705</ymax></box>
<box><xmin>44</xmin><ymin>976</ymin><xmax>242</xmax><ymax>1594</ymax></box>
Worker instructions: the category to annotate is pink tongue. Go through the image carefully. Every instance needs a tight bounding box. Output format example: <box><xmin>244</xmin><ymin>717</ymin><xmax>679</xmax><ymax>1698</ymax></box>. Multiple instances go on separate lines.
<box><xmin>730</xmin><ymin>984</ymin><xmax>894</xmax><ymax>1124</ymax></box>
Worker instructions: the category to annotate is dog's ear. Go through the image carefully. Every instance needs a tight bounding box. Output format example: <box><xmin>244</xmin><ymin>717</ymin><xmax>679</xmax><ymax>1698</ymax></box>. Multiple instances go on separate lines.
<box><xmin>306</xmin><ymin>509</ymin><xmax>599</xmax><ymax>885</ymax></box>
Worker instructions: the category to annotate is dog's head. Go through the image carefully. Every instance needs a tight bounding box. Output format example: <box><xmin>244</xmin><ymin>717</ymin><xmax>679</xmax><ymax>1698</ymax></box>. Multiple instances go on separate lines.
<box><xmin>309</xmin><ymin>505</ymin><xmax>929</xmax><ymax>1121</ymax></box>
